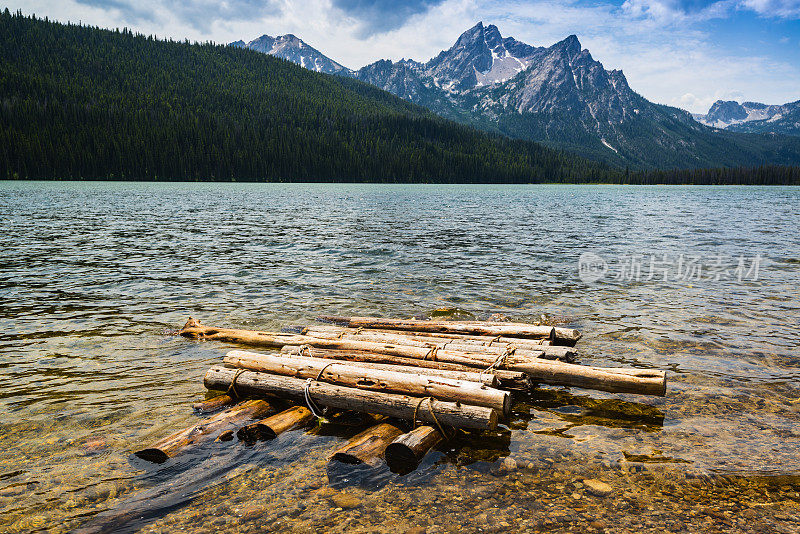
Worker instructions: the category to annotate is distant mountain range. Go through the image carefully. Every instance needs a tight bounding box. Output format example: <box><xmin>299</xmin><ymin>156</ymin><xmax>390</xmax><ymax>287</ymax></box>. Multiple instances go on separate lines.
<box><xmin>234</xmin><ymin>23</ymin><xmax>800</xmax><ymax>169</ymax></box>
<box><xmin>695</xmin><ymin>99</ymin><xmax>800</xmax><ymax>137</ymax></box>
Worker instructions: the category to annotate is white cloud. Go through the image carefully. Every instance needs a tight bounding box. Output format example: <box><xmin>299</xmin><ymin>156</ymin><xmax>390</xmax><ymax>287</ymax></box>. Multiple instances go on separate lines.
<box><xmin>739</xmin><ymin>0</ymin><xmax>800</xmax><ymax>18</ymax></box>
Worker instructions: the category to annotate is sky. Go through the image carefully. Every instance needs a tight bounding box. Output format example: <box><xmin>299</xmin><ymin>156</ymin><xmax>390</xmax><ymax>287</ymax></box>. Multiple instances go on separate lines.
<box><xmin>8</xmin><ymin>0</ymin><xmax>800</xmax><ymax>113</ymax></box>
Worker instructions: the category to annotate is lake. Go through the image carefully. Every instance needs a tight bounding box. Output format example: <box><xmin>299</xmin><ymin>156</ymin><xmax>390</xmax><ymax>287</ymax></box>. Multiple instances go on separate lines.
<box><xmin>1</xmin><ymin>181</ymin><xmax>799</xmax><ymax>533</ymax></box>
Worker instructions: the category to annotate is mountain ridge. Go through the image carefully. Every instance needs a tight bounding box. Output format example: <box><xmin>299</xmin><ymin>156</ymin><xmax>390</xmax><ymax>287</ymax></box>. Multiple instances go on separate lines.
<box><xmin>234</xmin><ymin>22</ymin><xmax>800</xmax><ymax>169</ymax></box>
<box><xmin>233</xmin><ymin>33</ymin><xmax>351</xmax><ymax>75</ymax></box>
<box><xmin>696</xmin><ymin>99</ymin><xmax>800</xmax><ymax>137</ymax></box>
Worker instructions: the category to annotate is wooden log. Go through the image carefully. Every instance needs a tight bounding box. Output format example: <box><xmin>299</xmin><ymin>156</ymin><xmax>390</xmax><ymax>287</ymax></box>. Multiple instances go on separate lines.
<box><xmin>301</xmin><ymin>326</ymin><xmax>573</xmax><ymax>361</ymax></box>
<box><xmin>134</xmin><ymin>399</ymin><xmax>274</xmax><ymax>463</ymax></box>
<box><xmin>280</xmin><ymin>344</ymin><xmax>665</xmax><ymax>396</ymax></box>
<box><xmin>316</xmin><ymin>315</ymin><xmax>582</xmax><ymax>345</ymax></box>
<box><xmin>179</xmin><ymin>317</ymin><xmax>309</xmax><ymax>347</ymax></box>
<box><xmin>224</xmin><ymin>350</ymin><xmax>510</xmax><ymax>415</ymax></box>
<box><xmin>329</xmin><ymin>422</ymin><xmax>404</xmax><ymax>467</ymax></box>
<box><xmin>236</xmin><ymin>406</ymin><xmax>314</xmax><ymax>441</ymax></box>
<box><xmin>180</xmin><ymin>318</ymin><xmax>550</xmax><ymax>373</ymax></box>
<box><xmin>204</xmin><ymin>367</ymin><xmax>499</xmax><ymax>430</ymax></box>
<box><xmin>179</xmin><ymin>318</ymin><xmax>522</xmax><ymax>362</ymax></box>
<box><xmin>279</xmin><ymin>346</ymin><xmax>531</xmax><ymax>391</ymax></box>
<box><xmin>181</xmin><ymin>320</ymin><xmax>664</xmax><ymax>395</ymax></box>
<box><xmin>226</xmin><ymin>348</ymin><xmax>496</xmax><ymax>386</ymax></box>
<box><xmin>444</xmin><ymin>342</ymin><xmax>573</xmax><ymax>362</ymax></box>
<box><xmin>192</xmin><ymin>394</ymin><xmax>235</xmax><ymax>413</ymax></box>
<box><xmin>513</xmin><ymin>360</ymin><xmax>667</xmax><ymax>396</ymax></box>
<box><xmin>384</xmin><ymin>426</ymin><xmax>442</xmax><ymax>474</ymax></box>
<box><xmin>302</xmin><ymin>325</ymin><xmax>555</xmax><ymax>347</ymax></box>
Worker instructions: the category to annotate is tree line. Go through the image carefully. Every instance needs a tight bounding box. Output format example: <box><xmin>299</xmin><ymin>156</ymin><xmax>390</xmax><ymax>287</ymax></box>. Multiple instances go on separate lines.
<box><xmin>0</xmin><ymin>11</ymin><xmax>797</xmax><ymax>185</ymax></box>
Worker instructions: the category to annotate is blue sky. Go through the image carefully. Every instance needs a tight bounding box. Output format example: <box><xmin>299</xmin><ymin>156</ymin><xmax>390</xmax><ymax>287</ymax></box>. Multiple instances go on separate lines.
<box><xmin>9</xmin><ymin>0</ymin><xmax>800</xmax><ymax>113</ymax></box>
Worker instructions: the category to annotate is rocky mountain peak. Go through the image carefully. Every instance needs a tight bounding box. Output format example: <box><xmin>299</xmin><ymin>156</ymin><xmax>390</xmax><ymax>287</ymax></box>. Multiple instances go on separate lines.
<box><xmin>454</xmin><ymin>21</ymin><xmax>485</xmax><ymax>46</ymax></box>
<box><xmin>553</xmin><ymin>34</ymin><xmax>582</xmax><ymax>60</ymax></box>
<box><xmin>233</xmin><ymin>33</ymin><xmax>350</xmax><ymax>75</ymax></box>
<box><xmin>426</xmin><ymin>22</ymin><xmax>546</xmax><ymax>91</ymax></box>
<box><xmin>697</xmin><ymin>99</ymin><xmax>794</xmax><ymax>131</ymax></box>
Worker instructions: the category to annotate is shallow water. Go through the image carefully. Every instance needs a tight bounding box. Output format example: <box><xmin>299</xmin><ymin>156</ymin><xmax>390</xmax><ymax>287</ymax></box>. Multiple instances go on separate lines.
<box><xmin>1</xmin><ymin>181</ymin><xmax>799</xmax><ymax>533</ymax></box>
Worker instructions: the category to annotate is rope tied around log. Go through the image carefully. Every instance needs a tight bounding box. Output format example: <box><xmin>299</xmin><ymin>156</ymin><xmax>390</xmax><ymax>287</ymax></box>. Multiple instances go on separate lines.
<box><xmin>412</xmin><ymin>396</ymin><xmax>450</xmax><ymax>439</ymax></box>
<box><xmin>226</xmin><ymin>368</ymin><xmax>247</xmax><ymax>398</ymax></box>
<box><xmin>303</xmin><ymin>378</ymin><xmax>327</xmax><ymax>419</ymax></box>
<box><xmin>298</xmin><ymin>344</ymin><xmax>314</xmax><ymax>357</ymax></box>
<box><xmin>425</xmin><ymin>346</ymin><xmax>439</xmax><ymax>361</ymax></box>
<box><xmin>315</xmin><ymin>362</ymin><xmax>337</xmax><ymax>381</ymax></box>
<box><xmin>487</xmin><ymin>335</ymin><xmax>503</xmax><ymax>347</ymax></box>
<box><xmin>479</xmin><ymin>345</ymin><xmax>516</xmax><ymax>383</ymax></box>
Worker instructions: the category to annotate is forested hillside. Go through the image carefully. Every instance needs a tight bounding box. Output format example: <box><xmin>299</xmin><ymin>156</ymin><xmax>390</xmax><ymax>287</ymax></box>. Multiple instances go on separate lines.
<box><xmin>0</xmin><ymin>11</ymin><xmax>611</xmax><ymax>183</ymax></box>
<box><xmin>0</xmin><ymin>11</ymin><xmax>798</xmax><ymax>184</ymax></box>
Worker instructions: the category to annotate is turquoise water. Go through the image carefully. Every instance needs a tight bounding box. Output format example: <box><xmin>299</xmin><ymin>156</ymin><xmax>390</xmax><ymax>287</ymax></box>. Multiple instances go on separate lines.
<box><xmin>1</xmin><ymin>181</ymin><xmax>799</xmax><ymax>533</ymax></box>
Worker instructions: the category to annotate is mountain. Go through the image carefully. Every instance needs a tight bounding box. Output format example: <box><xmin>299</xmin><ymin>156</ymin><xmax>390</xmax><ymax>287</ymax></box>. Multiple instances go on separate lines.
<box><xmin>424</xmin><ymin>22</ymin><xmax>544</xmax><ymax>91</ymax></box>
<box><xmin>696</xmin><ymin>99</ymin><xmax>800</xmax><ymax>137</ymax></box>
<box><xmin>0</xmin><ymin>10</ymin><xmax>617</xmax><ymax>183</ymax></box>
<box><xmin>348</xmin><ymin>22</ymin><xmax>800</xmax><ymax>169</ymax></box>
<box><xmin>697</xmin><ymin>100</ymin><xmax>784</xmax><ymax>128</ymax></box>
<box><xmin>232</xmin><ymin>34</ymin><xmax>351</xmax><ymax>75</ymax></box>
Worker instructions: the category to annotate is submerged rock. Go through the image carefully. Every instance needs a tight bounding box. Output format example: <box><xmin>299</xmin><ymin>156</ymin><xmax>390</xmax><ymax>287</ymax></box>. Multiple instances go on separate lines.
<box><xmin>331</xmin><ymin>492</ymin><xmax>362</xmax><ymax>509</ymax></box>
<box><xmin>501</xmin><ymin>457</ymin><xmax>518</xmax><ymax>472</ymax></box>
<box><xmin>240</xmin><ymin>504</ymin><xmax>266</xmax><ymax>520</ymax></box>
<box><xmin>583</xmin><ymin>479</ymin><xmax>613</xmax><ymax>496</ymax></box>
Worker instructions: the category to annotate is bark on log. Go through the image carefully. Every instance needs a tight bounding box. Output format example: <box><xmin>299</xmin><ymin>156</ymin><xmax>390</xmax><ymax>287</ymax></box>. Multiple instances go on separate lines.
<box><xmin>316</xmin><ymin>315</ymin><xmax>582</xmax><ymax>345</ymax></box>
<box><xmin>192</xmin><ymin>394</ymin><xmax>235</xmax><ymax>413</ymax></box>
<box><xmin>303</xmin><ymin>325</ymin><xmax>555</xmax><ymax>347</ymax></box>
<box><xmin>224</xmin><ymin>350</ymin><xmax>510</xmax><ymax>415</ymax></box>
<box><xmin>180</xmin><ymin>318</ymin><xmax>550</xmax><ymax>373</ymax></box>
<box><xmin>279</xmin><ymin>346</ymin><xmax>531</xmax><ymax>391</ymax></box>
<box><xmin>203</xmin><ymin>367</ymin><xmax>499</xmax><ymax>430</ymax></box>
<box><xmin>134</xmin><ymin>399</ymin><xmax>274</xmax><ymax>463</ymax></box>
<box><xmin>236</xmin><ymin>406</ymin><xmax>314</xmax><ymax>442</ymax></box>
<box><xmin>329</xmin><ymin>422</ymin><xmax>404</xmax><ymax>467</ymax></box>
<box><xmin>227</xmin><ymin>349</ymin><xmax>496</xmax><ymax>387</ymax></box>
<box><xmin>301</xmin><ymin>326</ymin><xmax>573</xmax><ymax>361</ymax></box>
<box><xmin>384</xmin><ymin>426</ymin><xmax>442</xmax><ymax>474</ymax></box>
<box><xmin>180</xmin><ymin>318</ymin><xmax>535</xmax><ymax>363</ymax></box>
<box><xmin>281</xmin><ymin>344</ymin><xmax>665</xmax><ymax>396</ymax></box>
<box><xmin>513</xmin><ymin>360</ymin><xmax>667</xmax><ymax>396</ymax></box>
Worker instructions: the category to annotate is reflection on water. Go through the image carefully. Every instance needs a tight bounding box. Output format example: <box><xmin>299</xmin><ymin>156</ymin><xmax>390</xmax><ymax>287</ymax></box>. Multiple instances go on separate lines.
<box><xmin>1</xmin><ymin>181</ymin><xmax>799</xmax><ymax>532</ymax></box>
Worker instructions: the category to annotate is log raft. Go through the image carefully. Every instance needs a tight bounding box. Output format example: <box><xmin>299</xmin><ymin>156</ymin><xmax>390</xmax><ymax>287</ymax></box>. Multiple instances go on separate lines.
<box><xmin>123</xmin><ymin>315</ymin><xmax>667</xmax><ymax>488</ymax></box>
<box><xmin>182</xmin><ymin>318</ymin><xmax>665</xmax><ymax>396</ymax></box>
